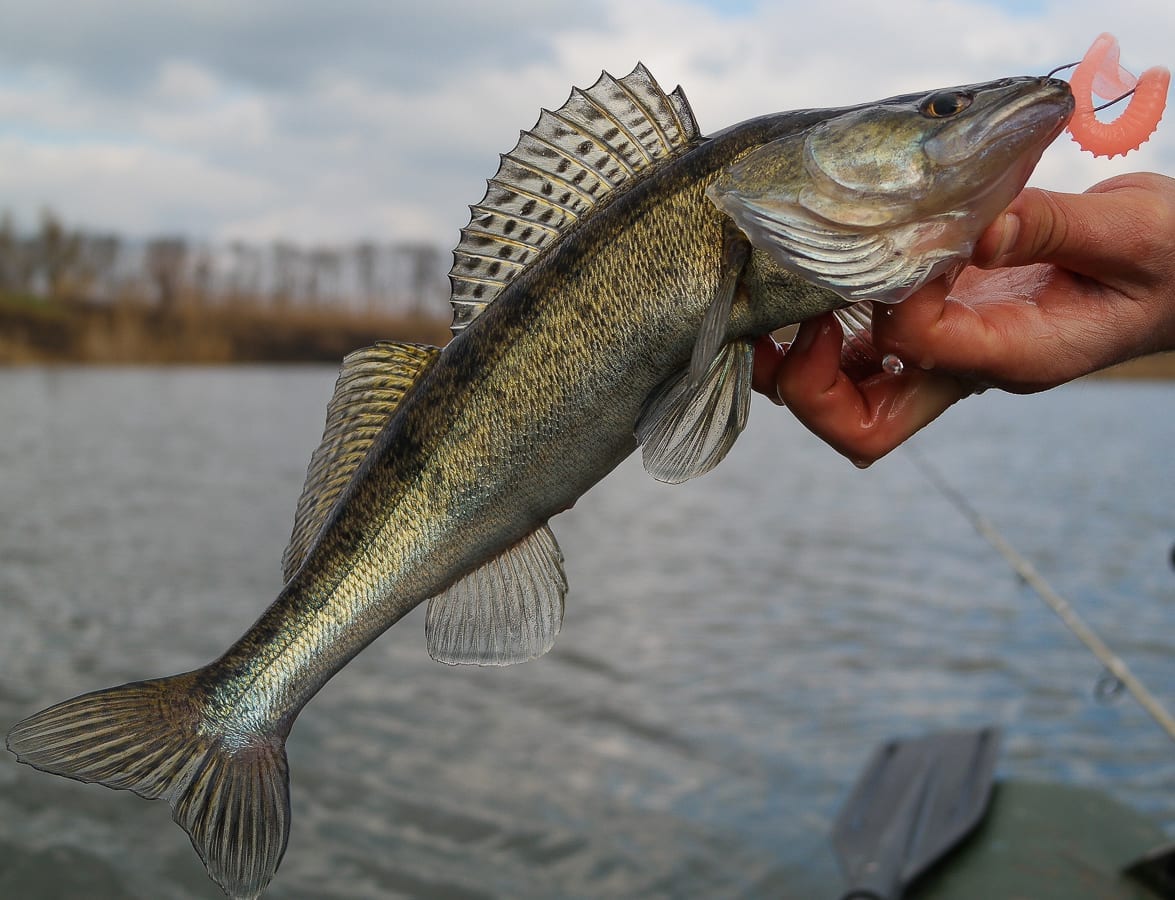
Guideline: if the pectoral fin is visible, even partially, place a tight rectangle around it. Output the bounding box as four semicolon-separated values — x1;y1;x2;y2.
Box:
689;222;751;387
636;339;754;485
426;525;567;667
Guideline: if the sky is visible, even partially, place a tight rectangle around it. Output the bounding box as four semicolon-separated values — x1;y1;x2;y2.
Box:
0;0;1171;252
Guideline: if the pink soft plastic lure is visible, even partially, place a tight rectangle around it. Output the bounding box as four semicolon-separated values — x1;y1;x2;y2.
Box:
1067;33;1170;158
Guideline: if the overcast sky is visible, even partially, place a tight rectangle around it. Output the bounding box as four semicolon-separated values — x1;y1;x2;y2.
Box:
0;0;1170;251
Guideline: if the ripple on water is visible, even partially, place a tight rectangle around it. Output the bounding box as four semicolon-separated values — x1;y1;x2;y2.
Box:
1;371;1171;897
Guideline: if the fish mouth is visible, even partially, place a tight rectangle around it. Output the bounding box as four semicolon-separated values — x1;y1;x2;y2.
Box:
925;77;1074;166
994;77;1075;139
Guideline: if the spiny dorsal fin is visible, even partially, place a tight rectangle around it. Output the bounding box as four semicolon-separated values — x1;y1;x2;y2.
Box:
282;341;440;582
447;63;701;334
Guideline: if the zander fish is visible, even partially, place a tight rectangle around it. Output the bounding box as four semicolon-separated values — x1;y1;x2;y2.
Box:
7;66;1072;899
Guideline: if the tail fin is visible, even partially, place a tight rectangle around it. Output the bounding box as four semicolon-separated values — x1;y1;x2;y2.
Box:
6;673;290;900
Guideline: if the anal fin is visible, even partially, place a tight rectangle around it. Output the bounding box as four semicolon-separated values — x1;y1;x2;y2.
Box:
636;339;754;485
426;525;567;666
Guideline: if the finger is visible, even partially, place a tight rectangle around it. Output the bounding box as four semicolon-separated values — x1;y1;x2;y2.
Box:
775;313;844;396
773;313;971;465
751;333;787;403
972;185;1156;281
845;371;972;465
868;277;968;371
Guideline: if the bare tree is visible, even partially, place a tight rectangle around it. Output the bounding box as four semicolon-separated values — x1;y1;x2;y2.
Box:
189;247;214;306
1;205;452;324
0;212;19;293
271;241;301;309
146;237;188;310
36;210;81;299
305;247;341;308
353;241;377;313
396;242;444;315
74;233;121;301
228;241;262;302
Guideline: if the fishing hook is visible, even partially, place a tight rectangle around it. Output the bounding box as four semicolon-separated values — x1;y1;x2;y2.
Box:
1093;87;1139;113
1044;61;1137;112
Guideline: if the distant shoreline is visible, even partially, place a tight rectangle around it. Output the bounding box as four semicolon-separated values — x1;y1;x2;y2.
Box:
1;295;1172;379
1087;353;1175;380
0;295;450;365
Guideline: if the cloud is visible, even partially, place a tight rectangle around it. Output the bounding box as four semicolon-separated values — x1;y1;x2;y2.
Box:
0;0;605;94
0;0;1171;250
0;136;277;236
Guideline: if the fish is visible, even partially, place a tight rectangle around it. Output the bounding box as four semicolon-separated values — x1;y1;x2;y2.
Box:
6;66;1073;899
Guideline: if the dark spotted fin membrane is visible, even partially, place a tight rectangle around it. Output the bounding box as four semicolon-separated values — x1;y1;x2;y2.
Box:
447;63;701;334
282;341;441;582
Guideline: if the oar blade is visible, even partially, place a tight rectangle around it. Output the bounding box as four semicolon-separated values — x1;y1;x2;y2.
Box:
831;726;1002;900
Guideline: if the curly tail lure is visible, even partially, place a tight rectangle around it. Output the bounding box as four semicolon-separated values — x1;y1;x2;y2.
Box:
1065;33;1169;158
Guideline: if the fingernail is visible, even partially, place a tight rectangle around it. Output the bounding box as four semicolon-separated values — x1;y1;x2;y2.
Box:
792;320;819;353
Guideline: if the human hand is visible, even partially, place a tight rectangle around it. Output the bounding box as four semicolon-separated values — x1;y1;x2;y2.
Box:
752;172;1175;466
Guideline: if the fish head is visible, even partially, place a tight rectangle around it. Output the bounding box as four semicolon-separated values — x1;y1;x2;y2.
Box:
707;76;1074;303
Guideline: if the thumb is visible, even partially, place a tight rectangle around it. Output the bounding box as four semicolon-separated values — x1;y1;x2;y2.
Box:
971;184;1148;279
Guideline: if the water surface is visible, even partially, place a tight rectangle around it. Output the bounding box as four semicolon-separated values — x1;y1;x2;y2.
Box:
1;368;1171;898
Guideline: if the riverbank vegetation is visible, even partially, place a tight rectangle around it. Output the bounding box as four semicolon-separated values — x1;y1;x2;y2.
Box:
0;211;450;363
1;210;1171;375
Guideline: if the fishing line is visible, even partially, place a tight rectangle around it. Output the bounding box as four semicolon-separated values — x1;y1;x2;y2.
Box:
902;443;1175;744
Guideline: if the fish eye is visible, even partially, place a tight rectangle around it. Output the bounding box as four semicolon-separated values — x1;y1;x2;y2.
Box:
920;91;973;118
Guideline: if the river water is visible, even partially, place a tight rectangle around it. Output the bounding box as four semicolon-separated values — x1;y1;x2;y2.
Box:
0;367;1172;899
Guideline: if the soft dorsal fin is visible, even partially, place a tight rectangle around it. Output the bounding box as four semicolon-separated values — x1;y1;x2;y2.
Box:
447;63;701;333
282;341;440;582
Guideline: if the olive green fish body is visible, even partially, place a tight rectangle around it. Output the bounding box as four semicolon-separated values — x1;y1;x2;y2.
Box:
7;67;1073;900
210;110;860;726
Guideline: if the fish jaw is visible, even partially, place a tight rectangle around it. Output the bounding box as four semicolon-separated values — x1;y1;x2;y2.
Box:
707;76;1074;304
918;77;1073;225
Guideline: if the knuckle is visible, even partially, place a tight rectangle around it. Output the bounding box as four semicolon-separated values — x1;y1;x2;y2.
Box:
1028;189;1071;259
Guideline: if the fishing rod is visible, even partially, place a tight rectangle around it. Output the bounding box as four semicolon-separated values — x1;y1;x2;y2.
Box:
903;443;1175;745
